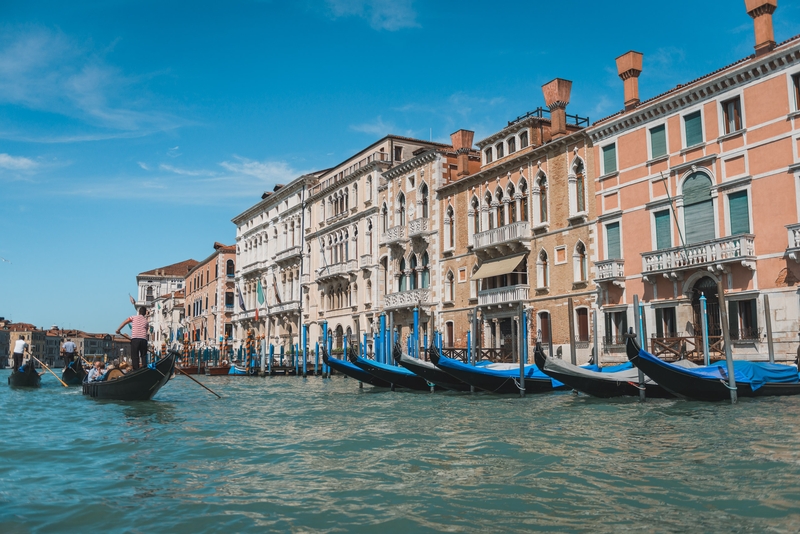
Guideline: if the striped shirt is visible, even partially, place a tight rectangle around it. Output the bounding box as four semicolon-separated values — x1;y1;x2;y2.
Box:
130;315;149;340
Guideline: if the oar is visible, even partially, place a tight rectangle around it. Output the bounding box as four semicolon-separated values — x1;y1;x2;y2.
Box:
175;366;222;399
30;355;69;388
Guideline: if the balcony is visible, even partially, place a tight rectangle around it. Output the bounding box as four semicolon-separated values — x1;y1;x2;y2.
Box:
641;234;756;279
787;224;800;261
275;245;301;263
408;217;430;239
360;254;373;268
270;300;301;315
301;273;310;285
316;262;349;281
594;259;625;288
477;285;529;308
380;225;406;246
473;221;531;256
384;288;431;309
347;258;358;273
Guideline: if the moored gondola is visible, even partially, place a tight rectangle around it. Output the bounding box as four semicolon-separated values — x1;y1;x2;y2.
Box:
625;335;800;401
61;360;87;386
322;347;391;387
8;362;42;388
82;350;177;401
394;344;470;391
533;343;676;398
430;347;570;394
350;343;438;391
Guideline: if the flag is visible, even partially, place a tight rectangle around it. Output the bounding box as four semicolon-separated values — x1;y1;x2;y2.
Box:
237;284;247;312
272;273;282;305
129;294;136;309
256;280;265;321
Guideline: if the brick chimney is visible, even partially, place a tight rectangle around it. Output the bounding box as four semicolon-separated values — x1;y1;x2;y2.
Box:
746;0;778;57
450;129;474;177
542;78;572;139
616;51;643;111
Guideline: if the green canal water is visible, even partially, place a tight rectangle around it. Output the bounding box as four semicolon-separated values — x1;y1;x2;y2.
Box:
2;369;800;533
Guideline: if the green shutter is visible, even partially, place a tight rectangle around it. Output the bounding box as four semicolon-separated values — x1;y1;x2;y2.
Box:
684;111;703;147
606;222;621;259
650;125;667;158
728;190;750;235
654;210;672;249
683;172;715;244
603;144;617;174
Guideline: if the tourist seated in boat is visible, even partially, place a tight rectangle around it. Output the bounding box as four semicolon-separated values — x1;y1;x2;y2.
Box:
119;362;132;374
87;361;105;382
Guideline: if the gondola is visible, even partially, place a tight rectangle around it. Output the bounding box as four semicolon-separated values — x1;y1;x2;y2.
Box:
228;363;257;376
394;344;471;391
8;362;42;388
430;347;572;394
532;343;676;398
350;344;438;391
82;350;177;401
625;335;800;401
205;363;231;376
322;347;391;388
61;360;87;386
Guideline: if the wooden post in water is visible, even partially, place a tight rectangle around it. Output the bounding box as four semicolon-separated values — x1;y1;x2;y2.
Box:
764;294;775;364
568;297;576;365
633;294;646;402
717;278;738;404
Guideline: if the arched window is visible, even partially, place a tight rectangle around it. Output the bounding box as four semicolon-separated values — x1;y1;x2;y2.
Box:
446;270;455;302
574;159;586;213
420;183;429;218
485;192;494;230
226;260;235;276
495;189;505;227
344;188;349;212
398;193;406;226
471;196;481;233
520;179;529;222
537;249;549;288
420;252;430;288
343;230;349;261
381;203;389;232
352;183;358;206
409;254;418;290
507;183;516;224
683;171;715;244
539;174;548;223
398;258;407;292
335;325;344;350
446;205;455;248
366;176;373;202
574;241;587;282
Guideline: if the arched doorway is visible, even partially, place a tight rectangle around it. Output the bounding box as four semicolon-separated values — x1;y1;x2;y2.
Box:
691;277;721;354
335;325;344;350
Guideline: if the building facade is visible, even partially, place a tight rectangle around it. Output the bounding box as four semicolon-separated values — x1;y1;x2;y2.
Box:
135;259;198;308
184;243;236;349
150;290;186;348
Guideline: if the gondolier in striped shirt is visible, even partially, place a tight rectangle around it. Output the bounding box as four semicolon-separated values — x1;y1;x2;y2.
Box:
115;307;150;370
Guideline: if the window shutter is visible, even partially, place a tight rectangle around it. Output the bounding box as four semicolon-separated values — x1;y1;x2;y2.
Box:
654;210;671;249
728;300;740;340
650;125;667;158
684;111;703;147
602;144;617;174
728;191;750;235
683;172;715;244
606;222;621;259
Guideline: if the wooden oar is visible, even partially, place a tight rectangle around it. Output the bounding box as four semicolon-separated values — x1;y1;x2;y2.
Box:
30;355;69;387
175;366;222;399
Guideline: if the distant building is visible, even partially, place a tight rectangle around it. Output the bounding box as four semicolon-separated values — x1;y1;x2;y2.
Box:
184;242;236;349
136;259;198;309
150;289;186;349
6;323;45;362
0;327;9;368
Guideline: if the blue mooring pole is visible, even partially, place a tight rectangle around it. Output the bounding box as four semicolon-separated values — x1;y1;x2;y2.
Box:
379;314;386;364
268;343;273;375
466;331;471;363
315;341;319;375
302;324;308;377
700;292;710;366
413;306;419;359
322;321;328;376
522;308;528;365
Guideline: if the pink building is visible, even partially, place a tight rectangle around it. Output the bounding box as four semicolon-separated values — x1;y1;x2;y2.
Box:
589;0;800;362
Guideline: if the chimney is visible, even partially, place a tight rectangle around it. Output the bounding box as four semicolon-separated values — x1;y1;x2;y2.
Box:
450;129;475;177
542;78;572;139
746;0;777;57
616;51;643;111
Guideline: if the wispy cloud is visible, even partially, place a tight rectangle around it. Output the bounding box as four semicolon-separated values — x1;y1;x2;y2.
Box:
137;161;150;171
349;115;396;136
219;156;300;182
325;0;419;31
159;163;215;177
0;26;186;140
0;153;37;171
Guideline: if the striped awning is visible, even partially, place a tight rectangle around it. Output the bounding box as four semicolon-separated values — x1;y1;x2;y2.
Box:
472;254;527;280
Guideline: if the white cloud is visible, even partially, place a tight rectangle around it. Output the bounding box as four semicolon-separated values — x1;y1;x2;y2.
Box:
325;0;419;31
349;115;395;136
137;161;150;171
219;156;299;183
0;153;37;171
159;163;215;177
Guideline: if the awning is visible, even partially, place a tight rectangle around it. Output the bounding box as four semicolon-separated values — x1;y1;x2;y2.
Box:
472;254;527;280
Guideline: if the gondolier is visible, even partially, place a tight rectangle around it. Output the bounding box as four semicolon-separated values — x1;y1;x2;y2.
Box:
61;338;76;366
12;335;29;372
116;307;149;370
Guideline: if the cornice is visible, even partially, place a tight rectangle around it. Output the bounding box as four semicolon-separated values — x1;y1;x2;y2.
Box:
383;150;439;179
306;207;378;239
308;160;390;202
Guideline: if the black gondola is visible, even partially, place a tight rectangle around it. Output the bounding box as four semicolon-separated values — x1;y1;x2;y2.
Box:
322;346;391;388
430;346;567;394
625;335;800;401
82;350;177;401
533;342;675;398
62;360;87;386
394;344;470;391
350;343;437;391
8;363;42;388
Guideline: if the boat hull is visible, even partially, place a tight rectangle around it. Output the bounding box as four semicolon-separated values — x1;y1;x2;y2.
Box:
82;351;176;401
323;350;391;387
396;347;470;391
61;362;87;386
205;365;231;376
8;367;41;388
353;355;437;391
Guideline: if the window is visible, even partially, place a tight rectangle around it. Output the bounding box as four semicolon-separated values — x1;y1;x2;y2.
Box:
420;183;429;218
507;184;516;224
576;309;589;342
520;180;528;222
537;250;549;288
729;299;758;340
655;307;677;338
446;205;455;248
650;124;667;159
409;255;417;290
381;203;388;232
226;260;234;276
654;210;672;250
394;146;403;161
496;142;504;159
471;196;481;233
684;111;703;147
575;159;586;213
602;144;617;174
574;241;587;282
495;189;504;228
225;292;234;308
539;175;548;223
538;312;550;343
520;131;529;149
508;137;516;153
606;222;621;259
445;271;455;302
793;73;800;111
683;172;714;244
604;310;628;345
399;194;406;223
420;252;430;289
728;190;750;235
485;147;493;163
722;97;742;135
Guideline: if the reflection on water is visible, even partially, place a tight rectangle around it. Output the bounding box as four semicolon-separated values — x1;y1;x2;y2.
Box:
2;369;800;533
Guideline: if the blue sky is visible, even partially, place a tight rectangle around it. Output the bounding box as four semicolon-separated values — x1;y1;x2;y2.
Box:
1;0;799;333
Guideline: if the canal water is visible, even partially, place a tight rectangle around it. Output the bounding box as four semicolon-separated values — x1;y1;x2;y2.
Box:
2;369;800;533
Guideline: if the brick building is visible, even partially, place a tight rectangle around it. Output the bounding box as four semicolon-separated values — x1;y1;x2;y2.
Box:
185;243;236;349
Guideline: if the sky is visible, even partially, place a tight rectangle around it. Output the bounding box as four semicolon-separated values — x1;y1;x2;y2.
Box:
1;0;799;333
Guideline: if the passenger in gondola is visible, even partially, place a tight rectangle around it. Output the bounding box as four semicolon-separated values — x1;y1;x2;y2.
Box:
87;360;105;382
119;362;132;374
12;335;29;372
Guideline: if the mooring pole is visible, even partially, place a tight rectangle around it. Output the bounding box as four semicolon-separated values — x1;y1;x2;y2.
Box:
522;307;529;365
315;341;319;376
764;294;775;364
413;306;420;359
592;310;599;368
389;312;395;365
518;302;526;398
379;313;386;364
700;293;711;366
633;294;646;402
302;324;308;377
568;297;577;365
717;278;738;404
